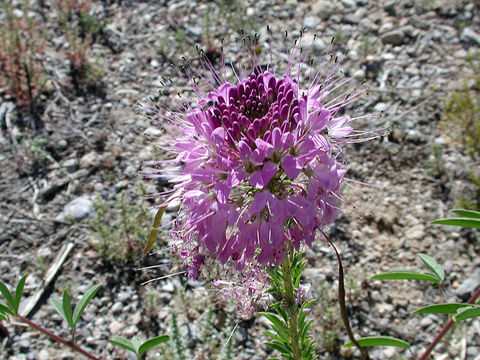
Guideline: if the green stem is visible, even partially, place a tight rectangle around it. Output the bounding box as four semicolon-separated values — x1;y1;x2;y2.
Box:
282;254;301;360
16;314;99;360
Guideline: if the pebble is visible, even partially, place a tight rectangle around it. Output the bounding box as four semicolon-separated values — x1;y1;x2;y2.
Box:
109;320;124;335
381;29;405;45
311;0;336;20
55;197;95;221
455;267;480;300
461;27;480;46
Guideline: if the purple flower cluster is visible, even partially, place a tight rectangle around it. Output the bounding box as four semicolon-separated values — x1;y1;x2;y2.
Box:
146;42;377;315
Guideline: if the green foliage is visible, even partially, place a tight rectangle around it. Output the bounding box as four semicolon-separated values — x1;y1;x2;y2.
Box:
344;336;410;348
0;274;27;317
50;284;101;341
371;253;445;285
263;251;317;360
170;310;187;360
413;303;473;315
109;334;169;359
55;0;106;94
431;208;480;229
0;0;46;108
89;188;154;264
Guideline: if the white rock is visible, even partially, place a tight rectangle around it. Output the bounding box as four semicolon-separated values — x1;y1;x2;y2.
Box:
461;27;480;46
109;320;124;335
311;0;336;20
56;197;95;221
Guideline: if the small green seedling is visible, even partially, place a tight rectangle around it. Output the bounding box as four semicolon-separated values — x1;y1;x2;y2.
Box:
0;273;28;317
50;284;101;342
109;334;169;359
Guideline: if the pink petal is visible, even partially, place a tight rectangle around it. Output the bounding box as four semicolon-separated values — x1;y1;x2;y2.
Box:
282;155;303;179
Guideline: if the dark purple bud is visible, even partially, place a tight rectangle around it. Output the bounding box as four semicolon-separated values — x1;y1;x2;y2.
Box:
267;88;274;100
240;115;250;128
257;74;264;86
252;119;261;133
247;126;255;139
245;85;251;96
210;114;221;128
214;108;222;119
218;96;225;104
272;110;280;121
280;103;289;120
229;87;238;100
268;76;276;91
238;84;245;96
286;89;294;104
246;100;251;108
263;130;271;142
291;106;300;119
271;120;279;129
260;116;268;129
222;115;232;128
232;121;241;137
250;88;257;100
281;121;290;133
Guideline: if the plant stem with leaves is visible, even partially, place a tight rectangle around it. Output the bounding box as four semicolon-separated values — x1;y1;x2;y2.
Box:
262;249;316;360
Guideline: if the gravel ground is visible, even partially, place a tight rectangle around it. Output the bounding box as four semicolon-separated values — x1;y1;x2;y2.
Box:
1;0;480;359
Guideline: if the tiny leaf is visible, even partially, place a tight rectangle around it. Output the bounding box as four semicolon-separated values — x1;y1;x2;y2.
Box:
72;284;101;326
109;336;136;353
371;270;440;283
413;303;473;314
62;291;74;329
455;306;480;322
0;281;14;310
131;336;142;353
144;206;166;256
451;209;480;219
418;254;445;282
344;336;410;348
138;335;169;354
431;218;480;229
14;274;28;314
0;303;13;316
50;298;69;324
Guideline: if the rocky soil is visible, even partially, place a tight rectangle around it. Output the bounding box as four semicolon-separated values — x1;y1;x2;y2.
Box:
1;0;480;359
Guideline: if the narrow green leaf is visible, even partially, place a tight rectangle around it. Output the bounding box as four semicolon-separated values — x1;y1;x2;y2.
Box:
109;336;136;353
0;303;13;316
264;341;291;355
144;206;166;256
62;291;74;329
413;303;473;314
0;281;14;310
0;313;6;321
50;298;69;324
454;306;480;322
418;254;445;282
344;336;410;348
72;284;101;326
138;335;169;355
260;312;289;341
451;209;480;219
14;274;27;314
371;270;440;283
264;330;283;343
431;218;480;229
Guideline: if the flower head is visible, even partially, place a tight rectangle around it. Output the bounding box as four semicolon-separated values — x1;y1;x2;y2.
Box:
144;35;379;316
